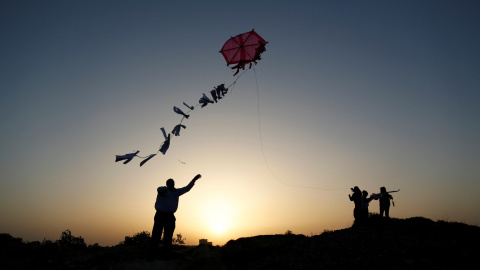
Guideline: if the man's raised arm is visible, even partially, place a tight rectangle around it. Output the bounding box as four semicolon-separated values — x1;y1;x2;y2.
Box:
178;174;202;196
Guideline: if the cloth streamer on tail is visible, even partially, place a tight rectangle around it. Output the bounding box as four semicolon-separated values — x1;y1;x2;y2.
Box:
115;151;139;164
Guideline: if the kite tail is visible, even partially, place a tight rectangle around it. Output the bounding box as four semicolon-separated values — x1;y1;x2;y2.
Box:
116;65;248;167
140;154;156;167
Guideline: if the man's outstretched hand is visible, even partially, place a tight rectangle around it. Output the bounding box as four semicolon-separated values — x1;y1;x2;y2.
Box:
193;174;202;181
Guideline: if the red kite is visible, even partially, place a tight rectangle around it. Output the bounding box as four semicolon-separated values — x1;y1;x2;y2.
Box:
220;30;268;75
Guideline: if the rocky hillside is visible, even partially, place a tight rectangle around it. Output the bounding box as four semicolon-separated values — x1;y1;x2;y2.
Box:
2;215;479;269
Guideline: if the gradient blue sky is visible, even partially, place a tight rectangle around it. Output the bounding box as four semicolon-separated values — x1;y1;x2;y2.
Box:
1;0;479;246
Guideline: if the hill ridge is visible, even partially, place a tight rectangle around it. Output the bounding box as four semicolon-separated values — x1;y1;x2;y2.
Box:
1;215;479;269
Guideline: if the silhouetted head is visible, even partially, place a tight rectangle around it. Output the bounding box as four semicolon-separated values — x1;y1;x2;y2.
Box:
166;179;175;189
380;187;386;193
362;190;368;197
352;186;360;193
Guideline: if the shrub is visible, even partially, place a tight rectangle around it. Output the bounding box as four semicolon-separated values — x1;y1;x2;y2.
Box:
124;231;151;246
172;233;186;245
0;233;23;248
123;231;186;246
55;229;86;248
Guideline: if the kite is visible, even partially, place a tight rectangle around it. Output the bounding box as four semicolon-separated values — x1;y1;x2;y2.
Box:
115;30;267;167
220;29;268;75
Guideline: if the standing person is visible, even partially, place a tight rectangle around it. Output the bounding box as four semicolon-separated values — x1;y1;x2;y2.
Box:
379;186;393;218
150;174;201;256
361;190;374;222
348;186;362;222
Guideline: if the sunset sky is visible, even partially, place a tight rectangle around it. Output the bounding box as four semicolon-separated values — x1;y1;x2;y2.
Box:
1;1;479;246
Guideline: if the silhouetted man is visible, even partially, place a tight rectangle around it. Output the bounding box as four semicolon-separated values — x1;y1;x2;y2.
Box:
150;174;201;255
349;186;362;222
361;190;374;222
379;186;393;218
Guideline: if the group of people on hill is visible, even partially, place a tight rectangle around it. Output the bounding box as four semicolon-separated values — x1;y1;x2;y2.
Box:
349;186;394;224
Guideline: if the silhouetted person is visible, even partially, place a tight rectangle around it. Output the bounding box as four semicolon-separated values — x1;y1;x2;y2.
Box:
348;186;362;222
150;174;201;257
361;190;374;222
379;186;393;218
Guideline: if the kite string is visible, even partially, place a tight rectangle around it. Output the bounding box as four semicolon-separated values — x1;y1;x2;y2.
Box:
227;69;248;91
253;67;347;190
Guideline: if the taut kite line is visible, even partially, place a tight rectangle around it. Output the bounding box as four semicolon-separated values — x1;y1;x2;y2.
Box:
115;30;268;167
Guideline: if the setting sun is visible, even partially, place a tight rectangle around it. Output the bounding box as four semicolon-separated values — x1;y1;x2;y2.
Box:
204;199;234;235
